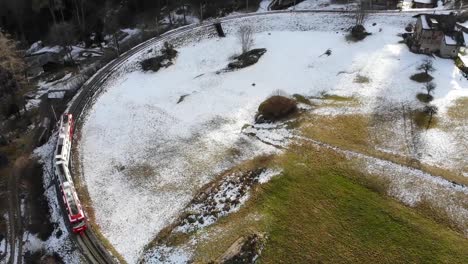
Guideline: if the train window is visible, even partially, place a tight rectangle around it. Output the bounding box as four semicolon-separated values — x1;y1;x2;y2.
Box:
73;219;86;229
57;138;64;155
58;164;65;176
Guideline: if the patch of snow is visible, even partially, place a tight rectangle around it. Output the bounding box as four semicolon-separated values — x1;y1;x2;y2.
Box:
258;168;282;183
27;41;44;54
0;233;5;257
444;35;457;45
23;232;44;253
142;245;191;264
32;45;62;55
288;0;356;11
243;123;294;148
257;0;272;12
421;14;430;29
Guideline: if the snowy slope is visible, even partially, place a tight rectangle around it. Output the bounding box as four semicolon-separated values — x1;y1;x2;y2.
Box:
78;12;467;263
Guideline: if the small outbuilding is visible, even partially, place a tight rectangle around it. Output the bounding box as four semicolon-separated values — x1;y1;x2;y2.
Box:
440;34;463;58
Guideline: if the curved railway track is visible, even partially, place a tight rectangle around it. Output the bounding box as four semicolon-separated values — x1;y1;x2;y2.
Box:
59;9;463;263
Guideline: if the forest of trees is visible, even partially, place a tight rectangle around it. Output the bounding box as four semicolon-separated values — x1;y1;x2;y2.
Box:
0;0;261;45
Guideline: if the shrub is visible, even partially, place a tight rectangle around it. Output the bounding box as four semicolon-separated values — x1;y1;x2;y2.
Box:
256;95;297;123
237;25;254;54
348;25;371;41
227;48;266;70
140;57;163;72
140;42;178;72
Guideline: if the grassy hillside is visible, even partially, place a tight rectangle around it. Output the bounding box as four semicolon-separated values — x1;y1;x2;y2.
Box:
259;143;468;263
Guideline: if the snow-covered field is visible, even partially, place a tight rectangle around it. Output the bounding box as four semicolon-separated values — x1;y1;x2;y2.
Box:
78;12;467;263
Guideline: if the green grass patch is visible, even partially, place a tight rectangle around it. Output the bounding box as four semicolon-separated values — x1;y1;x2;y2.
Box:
410;72;433;83
259;144;468;263
301;114;371;151
416;93;434;103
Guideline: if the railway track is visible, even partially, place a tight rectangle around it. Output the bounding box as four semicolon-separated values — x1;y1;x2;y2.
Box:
60;9;463;264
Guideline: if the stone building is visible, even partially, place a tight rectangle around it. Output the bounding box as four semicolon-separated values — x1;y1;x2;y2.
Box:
409;14;464;58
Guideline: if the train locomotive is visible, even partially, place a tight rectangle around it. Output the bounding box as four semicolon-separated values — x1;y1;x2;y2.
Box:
54;113;87;234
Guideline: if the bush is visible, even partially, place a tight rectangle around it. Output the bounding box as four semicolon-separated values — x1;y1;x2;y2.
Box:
141;57;163;72
350;25;371;41
140;42;178;72
256;95;297;123
228;48;266;70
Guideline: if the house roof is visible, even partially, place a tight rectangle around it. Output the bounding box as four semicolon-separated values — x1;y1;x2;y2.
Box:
457;21;468;32
420;14;430;29
414;13;458;32
48;91;66;99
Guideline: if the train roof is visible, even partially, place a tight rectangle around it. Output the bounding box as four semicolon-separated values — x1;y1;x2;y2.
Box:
62;183;83;220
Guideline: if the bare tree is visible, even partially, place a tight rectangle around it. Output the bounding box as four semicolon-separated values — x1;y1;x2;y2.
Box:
423;105;438;129
104;10;121;55
72;0;86;33
0;32;26;118
423;82;436;96
237;25;254;54
48;22;77;64
354;3;368;26
417;58;435;75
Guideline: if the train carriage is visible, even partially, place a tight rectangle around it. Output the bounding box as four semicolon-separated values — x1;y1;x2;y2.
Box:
55;113;74;164
55;160;73;185
61;182;87;234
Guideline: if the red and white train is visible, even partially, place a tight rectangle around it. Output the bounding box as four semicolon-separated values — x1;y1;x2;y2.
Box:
54;113;87;234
